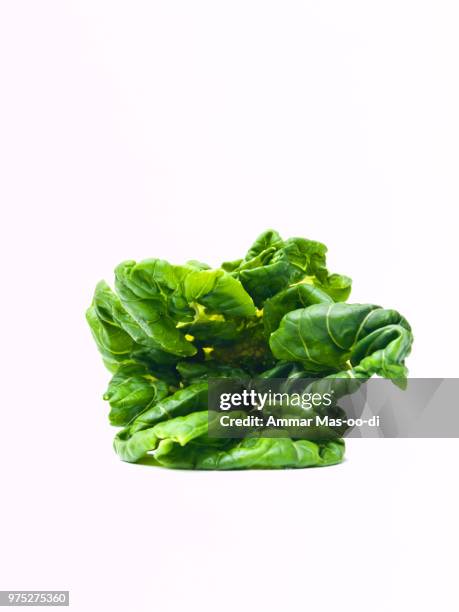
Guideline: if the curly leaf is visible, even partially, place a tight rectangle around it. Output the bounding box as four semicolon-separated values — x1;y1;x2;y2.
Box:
115;260;256;357
263;283;333;336
269;303;413;378
125;381;208;435
316;273;352;302
114;409;345;468
231;233;351;307
86;281;180;375
244;229;284;260
103;363;170;426
114;410;208;463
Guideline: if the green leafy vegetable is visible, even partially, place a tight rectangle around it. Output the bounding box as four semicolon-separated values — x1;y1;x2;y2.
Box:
87;229;413;469
103;363;170;426
269;303;412;377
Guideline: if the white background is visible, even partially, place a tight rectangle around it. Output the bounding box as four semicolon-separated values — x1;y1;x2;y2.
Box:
1;2;458;611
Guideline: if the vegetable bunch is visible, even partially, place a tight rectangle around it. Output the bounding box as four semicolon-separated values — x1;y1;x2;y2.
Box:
87;230;413;469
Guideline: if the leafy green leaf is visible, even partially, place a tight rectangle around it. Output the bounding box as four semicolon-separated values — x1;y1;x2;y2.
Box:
263;283;333;336
115;260;256;357
244;229;284;260
270;303;413;378
114;409;345;468
230;232;351;307
86;281;180;375
103;363;170;426
126;382;208;434
114;410;209;463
